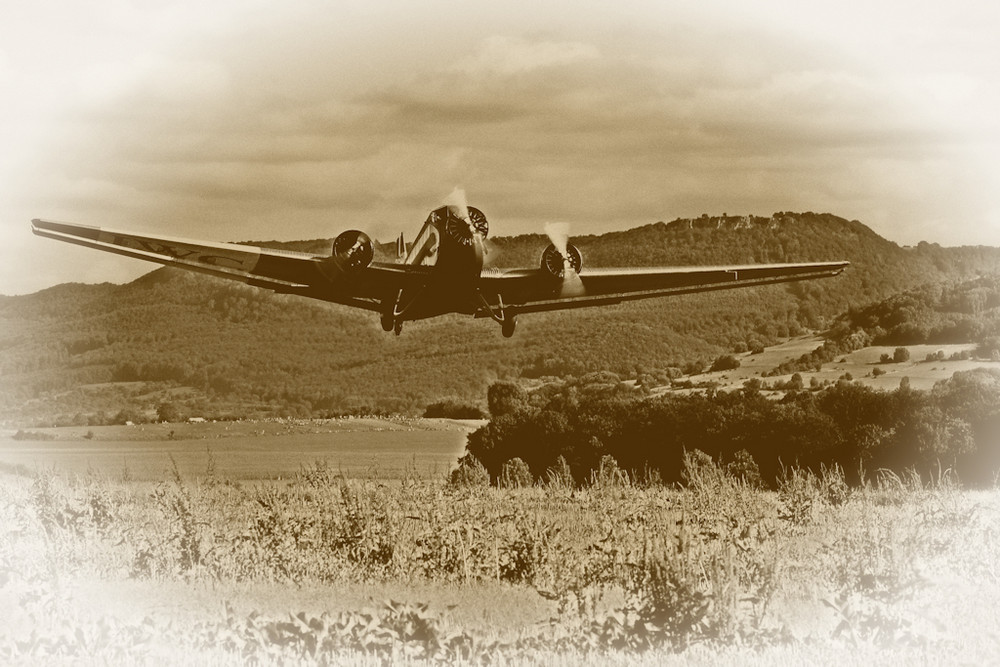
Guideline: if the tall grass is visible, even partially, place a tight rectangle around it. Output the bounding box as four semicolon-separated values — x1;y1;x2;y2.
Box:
1;456;997;663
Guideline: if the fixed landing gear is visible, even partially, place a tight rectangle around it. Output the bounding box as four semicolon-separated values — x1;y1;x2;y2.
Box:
382;288;408;335
380;313;403;335
501;316;517;338
476;291;517;337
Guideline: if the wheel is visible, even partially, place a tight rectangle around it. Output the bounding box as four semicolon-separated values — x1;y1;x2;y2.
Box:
501;317;516;338
393;319;403;336
380;313;394;332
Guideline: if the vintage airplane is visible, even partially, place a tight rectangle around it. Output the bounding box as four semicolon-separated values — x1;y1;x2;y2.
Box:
31;195;848;337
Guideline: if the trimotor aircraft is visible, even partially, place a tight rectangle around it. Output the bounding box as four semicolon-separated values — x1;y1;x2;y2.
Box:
31;194;848;337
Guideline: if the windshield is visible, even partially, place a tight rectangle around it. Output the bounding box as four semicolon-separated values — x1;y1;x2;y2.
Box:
405;220;439;266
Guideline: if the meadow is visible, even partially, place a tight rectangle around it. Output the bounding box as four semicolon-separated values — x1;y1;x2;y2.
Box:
0;418;473;481
2;440;998;665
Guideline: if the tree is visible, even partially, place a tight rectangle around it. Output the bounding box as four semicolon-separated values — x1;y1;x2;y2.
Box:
905;410;975;469
157;401;183;423
977;336;1000;360
487;382;529;418
893;347;910;363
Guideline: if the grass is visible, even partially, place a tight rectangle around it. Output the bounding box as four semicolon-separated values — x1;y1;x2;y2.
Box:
672;334;993;393
0;419;472;480
2;452;999;664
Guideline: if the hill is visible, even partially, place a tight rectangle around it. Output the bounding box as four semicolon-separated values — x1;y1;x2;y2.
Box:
2;212;1000;424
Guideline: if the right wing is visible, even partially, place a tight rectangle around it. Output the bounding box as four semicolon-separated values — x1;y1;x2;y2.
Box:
479;261;850;316
31;219;430;312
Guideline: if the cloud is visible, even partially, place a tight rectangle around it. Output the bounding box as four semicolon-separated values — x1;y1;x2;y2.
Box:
455;35;601;75
5;1;1000;294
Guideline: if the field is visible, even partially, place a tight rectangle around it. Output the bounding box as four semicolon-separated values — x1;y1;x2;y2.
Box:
674;335;992;393
0;418;475;481
2;423;999;664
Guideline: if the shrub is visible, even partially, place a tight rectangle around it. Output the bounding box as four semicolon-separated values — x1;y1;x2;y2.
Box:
682;360;705;376
545;455;574;488
590;454;628;488
726;449;763;488
893;347;910;363
710;355;741;372
448;455;490;488
157;401;183;423
499;458;533;488
423;399;487;419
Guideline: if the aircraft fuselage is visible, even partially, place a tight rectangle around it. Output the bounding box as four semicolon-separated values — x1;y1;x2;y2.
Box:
382;204;490;331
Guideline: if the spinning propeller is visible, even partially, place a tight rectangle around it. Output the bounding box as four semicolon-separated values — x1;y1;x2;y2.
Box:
542;222;585;298
442;187;489;246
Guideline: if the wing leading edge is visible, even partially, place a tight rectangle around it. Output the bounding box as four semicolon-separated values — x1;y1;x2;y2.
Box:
30;219;427;312
479;261;850;316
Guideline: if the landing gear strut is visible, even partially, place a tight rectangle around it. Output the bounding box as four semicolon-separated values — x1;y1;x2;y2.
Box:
381;289;408;335
477;291;517;337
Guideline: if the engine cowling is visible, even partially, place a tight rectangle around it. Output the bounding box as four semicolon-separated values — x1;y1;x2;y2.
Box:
540;242;583;278
332;230;374;272
436;204;489;246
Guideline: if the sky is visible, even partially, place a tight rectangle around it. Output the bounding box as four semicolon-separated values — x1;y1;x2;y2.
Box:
2;0;999;294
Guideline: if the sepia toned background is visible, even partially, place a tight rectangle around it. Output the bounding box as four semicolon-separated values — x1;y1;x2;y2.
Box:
2;0;999;294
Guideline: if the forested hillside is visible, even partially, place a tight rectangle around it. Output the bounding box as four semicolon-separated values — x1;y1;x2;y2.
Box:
3;212;1000;424
767;274;1000;376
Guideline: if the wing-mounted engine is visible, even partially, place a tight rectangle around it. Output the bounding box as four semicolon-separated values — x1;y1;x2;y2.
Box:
318;230;374;284
332;230;374;270
540;242;582;278
540;240;585;298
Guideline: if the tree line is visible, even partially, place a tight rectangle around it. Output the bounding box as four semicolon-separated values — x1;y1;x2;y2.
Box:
460;369;1000;487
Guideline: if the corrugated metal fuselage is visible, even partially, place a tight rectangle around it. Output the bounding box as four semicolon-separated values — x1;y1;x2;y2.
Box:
390;211;487;322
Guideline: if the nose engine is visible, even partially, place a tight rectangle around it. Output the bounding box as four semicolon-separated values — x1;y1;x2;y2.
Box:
438;205;489;246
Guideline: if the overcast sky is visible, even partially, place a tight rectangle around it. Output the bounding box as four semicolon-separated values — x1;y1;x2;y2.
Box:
2;0;999;294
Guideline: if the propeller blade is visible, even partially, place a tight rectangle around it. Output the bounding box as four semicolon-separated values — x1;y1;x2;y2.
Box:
561;269;586;298
543;222;570;257
443;186;470;220
482;238;501;267
543;221;584;297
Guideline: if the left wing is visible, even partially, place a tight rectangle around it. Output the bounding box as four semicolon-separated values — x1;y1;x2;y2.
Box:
478;261;849;316
30;219;429;312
